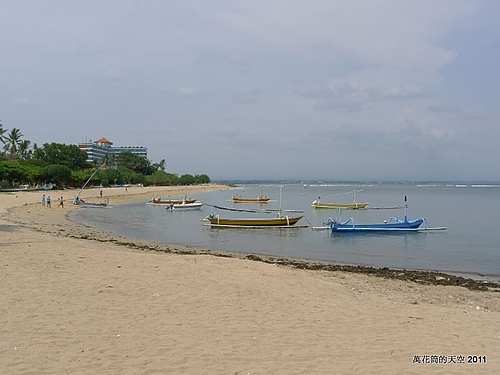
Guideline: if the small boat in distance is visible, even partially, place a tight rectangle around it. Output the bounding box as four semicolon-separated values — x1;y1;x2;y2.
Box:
0;185;34;193
72;197;110;208
150;197;197;205
312;190;368;209
165;201;203;210
72;164;111;208
312;200;368;209
232;193;270;203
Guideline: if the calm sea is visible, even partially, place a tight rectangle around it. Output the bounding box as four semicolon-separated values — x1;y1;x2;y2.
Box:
69;182;500;282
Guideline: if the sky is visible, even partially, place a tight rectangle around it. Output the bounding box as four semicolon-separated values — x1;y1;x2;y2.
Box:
1;0;499;181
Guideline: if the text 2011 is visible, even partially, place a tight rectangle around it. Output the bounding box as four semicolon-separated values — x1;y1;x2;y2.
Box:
467;355;487;364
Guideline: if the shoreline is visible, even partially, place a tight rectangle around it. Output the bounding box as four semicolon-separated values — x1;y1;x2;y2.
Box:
2;184;500;373
5;185;500;291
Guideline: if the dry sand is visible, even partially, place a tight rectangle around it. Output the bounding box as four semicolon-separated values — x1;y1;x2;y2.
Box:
1;185;499;374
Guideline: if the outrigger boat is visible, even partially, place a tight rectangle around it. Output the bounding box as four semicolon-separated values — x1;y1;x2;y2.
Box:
328;196;446;233
150;197;197;205
72;198;110;208
72;164;111;208
165;201;203;210
312;190;368;209
206;186;304;227
232;193;270;203
329;216;424;232
204;214;303;227
312;201;368;209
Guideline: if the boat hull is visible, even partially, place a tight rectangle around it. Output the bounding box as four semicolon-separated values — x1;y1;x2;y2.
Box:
166;202;203;210
331;218;424;232
74;202;110;208
206;215;303;227
312;202;368;209
232;196;270;203
151;198;197;205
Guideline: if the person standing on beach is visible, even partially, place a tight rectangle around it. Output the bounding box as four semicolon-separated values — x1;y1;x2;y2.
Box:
58;196;64;208
41;194;46;207
100;189;103;198
46;195;51;208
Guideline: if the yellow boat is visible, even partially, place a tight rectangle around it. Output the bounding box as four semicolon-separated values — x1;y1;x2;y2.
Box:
312;189;368;209
232;194;270;203
204;214;303;227
311;200;368;209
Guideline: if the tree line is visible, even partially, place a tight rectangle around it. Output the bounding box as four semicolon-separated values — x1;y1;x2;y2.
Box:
0;122;210;189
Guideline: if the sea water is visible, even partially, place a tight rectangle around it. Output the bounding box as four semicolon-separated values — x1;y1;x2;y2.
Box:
69;182;500;281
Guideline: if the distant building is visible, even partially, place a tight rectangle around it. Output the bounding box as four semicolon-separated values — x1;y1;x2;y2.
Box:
78;137;148;164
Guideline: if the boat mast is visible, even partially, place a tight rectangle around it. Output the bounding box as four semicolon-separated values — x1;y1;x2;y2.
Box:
76;163;105;199
279;185;283;217
404;196;408;222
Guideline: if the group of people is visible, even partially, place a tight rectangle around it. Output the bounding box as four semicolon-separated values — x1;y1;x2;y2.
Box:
41;194;64;208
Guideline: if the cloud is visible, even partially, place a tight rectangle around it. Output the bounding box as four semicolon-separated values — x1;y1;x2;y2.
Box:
0;0;497;181
174;87;204;97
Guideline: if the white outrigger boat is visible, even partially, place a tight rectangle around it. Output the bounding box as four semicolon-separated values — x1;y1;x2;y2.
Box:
165;201;204;211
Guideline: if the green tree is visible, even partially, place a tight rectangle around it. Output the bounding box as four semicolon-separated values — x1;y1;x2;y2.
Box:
3;128;24;160
18;140;32;160
41;164;72;188
145;171;179;186
152;159;166;172
179;174;196;185
116;152;152;174
0;121;6;145
0;161;42;187
33;143;89;170
195;174;211;184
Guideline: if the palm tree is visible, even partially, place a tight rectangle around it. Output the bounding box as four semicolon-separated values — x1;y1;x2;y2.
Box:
3;128;24;160
0;122;7;148
18;139;32;160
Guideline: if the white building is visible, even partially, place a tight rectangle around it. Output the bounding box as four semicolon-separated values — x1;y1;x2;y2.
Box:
78;137;148;164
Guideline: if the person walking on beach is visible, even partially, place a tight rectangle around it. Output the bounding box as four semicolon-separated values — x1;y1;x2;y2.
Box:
41;194;46;207
100;189;103;198
58;196;64;208
46;195;51;208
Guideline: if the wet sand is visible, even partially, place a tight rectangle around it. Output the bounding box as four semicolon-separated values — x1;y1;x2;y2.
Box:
1;185;499;374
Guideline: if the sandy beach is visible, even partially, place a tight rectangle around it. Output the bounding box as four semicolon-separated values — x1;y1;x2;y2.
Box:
1;185;499;374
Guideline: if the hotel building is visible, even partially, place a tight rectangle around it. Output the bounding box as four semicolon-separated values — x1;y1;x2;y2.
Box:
78;137;148;164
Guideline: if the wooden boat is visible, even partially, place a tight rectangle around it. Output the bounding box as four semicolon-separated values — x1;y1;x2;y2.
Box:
312;190;368;209
328;196;444;232
73;198;110;208
36;183;55;191
0;184;36;192
165;201;203;210
232;194;270;203
0;183;55;193
312;201;368;209
208;187;303;227
72;164;111;208
329;216;424;232
204;214;303;227
150;197;197;205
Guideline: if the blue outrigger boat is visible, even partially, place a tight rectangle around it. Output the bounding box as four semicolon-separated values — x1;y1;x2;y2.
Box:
329;216;424;232
328;196;445;233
